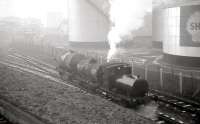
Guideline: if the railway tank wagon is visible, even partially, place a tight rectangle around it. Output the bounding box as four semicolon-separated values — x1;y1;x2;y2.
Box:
57;50;149;105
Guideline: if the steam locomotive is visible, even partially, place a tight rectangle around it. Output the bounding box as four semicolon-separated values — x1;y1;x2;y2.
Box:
56;50;149;106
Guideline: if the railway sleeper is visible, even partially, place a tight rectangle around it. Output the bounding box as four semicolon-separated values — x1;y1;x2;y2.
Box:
152;94;198;114
157;112;184;124
151;90;200;108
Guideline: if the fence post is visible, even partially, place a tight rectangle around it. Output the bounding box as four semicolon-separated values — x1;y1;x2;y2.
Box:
86;51;88;57
51;46;54;57
190;72;194;93
100;56;103;64
179;72;183;95
119;58;122;63
52;46;55;57
131;61;134;76
145;65;148;80
95;53;98;59
160;68;163;90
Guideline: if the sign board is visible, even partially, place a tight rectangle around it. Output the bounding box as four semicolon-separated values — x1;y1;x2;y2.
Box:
180;5;200;46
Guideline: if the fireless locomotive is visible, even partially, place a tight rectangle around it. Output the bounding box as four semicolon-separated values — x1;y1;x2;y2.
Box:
56;50;149;106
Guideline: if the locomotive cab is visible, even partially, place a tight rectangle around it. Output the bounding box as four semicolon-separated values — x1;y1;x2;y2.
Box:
97;63;132;90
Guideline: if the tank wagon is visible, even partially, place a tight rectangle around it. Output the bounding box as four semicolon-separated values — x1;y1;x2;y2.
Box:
57;50;149;106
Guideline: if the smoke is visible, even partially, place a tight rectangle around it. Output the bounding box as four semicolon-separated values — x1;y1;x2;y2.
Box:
107;0;152;62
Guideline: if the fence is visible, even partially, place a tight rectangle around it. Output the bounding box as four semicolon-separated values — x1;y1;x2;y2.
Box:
133;63;200;98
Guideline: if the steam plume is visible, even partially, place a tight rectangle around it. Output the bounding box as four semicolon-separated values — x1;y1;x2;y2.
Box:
107;0;152;62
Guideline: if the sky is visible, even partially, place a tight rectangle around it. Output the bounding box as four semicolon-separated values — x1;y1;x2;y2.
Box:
0;0;68;25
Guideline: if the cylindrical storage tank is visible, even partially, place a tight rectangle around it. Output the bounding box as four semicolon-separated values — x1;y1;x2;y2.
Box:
162;1;200;67
68;0;109;43
77;58;99;81
152;8;165;48
0;34;11;56
0;26;13;56
63;52;86;72
55;47;70;63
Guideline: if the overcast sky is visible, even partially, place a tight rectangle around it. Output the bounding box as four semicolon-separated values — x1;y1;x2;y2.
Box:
0;0;13;17
0;0;68;24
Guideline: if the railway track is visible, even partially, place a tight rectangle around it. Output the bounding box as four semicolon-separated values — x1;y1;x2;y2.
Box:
0;52;82;124
151;89;200;114
0;97;48;124
68;76;198;123
9;53;57;76
0;114;12;124
0;54;77;89
1;52;199;124
150;90;200;124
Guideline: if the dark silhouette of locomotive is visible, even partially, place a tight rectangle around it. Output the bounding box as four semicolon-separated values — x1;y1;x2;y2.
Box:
57;50;149;105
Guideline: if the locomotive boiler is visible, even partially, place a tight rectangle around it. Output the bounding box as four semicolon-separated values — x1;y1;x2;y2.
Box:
57;50;149;105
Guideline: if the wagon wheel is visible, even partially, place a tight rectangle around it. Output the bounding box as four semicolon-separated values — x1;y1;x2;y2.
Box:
120;99;130;107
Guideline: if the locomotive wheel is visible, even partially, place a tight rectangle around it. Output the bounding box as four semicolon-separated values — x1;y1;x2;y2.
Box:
59;71;71;81
59;71;64;76
120;99;130;107
136;99;144;104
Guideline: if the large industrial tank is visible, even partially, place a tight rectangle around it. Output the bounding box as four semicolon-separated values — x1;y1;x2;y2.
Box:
152;8;165;48
68;0;109;43
161;1;200;67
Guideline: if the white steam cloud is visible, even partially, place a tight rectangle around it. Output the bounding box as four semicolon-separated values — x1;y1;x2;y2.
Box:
107;0;152;62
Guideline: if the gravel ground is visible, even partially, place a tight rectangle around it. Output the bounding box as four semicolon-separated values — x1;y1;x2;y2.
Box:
0;64;154;124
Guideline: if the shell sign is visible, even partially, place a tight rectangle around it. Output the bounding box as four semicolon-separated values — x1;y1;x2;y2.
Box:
186;11;200;43
180;5;200;47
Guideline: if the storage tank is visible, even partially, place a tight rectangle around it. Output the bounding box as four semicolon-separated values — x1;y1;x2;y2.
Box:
62;52;86;72
161;1;200;67
68;0;109;43
152;8;165;48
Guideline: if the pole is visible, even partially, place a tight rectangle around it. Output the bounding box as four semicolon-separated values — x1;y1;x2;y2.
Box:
179;72;183;95
100;56;103;64
131;61;134;76
160;68;163;90
145;65;148;80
